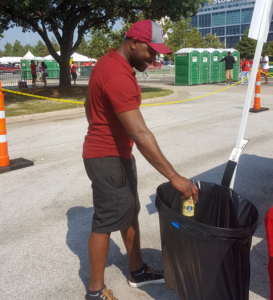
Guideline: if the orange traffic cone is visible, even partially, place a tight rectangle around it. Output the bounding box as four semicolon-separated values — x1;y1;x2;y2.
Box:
253;68;261;110
249;68;269;113
0;81;10;167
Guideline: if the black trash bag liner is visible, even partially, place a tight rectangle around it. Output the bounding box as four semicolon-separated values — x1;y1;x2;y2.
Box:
155;181;259;300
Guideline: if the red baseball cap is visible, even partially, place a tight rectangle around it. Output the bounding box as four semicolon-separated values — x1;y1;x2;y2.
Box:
125;20;172;54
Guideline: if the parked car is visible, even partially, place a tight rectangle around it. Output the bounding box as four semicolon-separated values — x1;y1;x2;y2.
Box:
162;60;173;66
0;64;21;74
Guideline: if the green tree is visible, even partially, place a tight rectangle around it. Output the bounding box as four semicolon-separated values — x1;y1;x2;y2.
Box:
77;36;89;56
33;40;48;57
3;42;13;56
203;32;224;48
236;29;257;58
12;40;26;56
162;18;190;60
23;43;34;56
108;22;132;50
185;27;204;48
51;37;60;53
88;29;111;59
268;41;273;56
0;32;3;40
0;0;205;87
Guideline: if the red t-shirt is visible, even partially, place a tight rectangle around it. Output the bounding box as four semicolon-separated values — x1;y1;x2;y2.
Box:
265;206;273;300
83;49;141;159
242;61;250;72
30;63;36;74
71;64;77;73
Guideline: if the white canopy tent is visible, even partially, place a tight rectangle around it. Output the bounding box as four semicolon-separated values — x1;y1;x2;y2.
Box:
22;50;44;61
0;56;22;63
43;51;97;62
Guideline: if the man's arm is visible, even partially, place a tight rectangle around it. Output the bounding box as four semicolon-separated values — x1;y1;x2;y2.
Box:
117;109;199;202
84;86;90;123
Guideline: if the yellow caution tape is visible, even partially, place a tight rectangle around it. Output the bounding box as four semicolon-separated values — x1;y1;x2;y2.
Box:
2;88;84;105
1;75;254;108
141;77;249;107
261;71;273;78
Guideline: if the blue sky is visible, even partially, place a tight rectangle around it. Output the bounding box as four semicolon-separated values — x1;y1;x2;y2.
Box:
0;20;122;50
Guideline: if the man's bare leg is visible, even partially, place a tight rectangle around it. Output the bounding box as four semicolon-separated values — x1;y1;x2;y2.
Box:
121;213;143;272
88;231;110;292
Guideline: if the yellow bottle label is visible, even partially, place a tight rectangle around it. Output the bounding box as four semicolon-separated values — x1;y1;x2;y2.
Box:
182;197;195;217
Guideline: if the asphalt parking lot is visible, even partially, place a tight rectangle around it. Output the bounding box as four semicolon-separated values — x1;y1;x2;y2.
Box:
1;79;273;299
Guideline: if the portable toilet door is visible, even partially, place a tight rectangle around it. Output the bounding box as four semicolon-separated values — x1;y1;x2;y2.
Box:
230;49;240;81
175;51;189;85
175;48;200;85
54;61;60;79
190;50;200;85
200;50;210;84
219;49;228;82
210;50;221;83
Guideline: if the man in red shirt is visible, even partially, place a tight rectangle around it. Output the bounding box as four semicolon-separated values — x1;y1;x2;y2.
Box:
240;58;250;85
30;60;38;87
83;20;198;300
265;206;273;300
70;61;77;85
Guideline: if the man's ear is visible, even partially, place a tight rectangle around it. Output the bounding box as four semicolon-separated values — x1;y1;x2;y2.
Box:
130;38;138;50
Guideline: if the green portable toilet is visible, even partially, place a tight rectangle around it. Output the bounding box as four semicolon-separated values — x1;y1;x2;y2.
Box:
227;48;240;81
219;49;229;82
210;50;221;83
43;60;53;78
175;48;201;85
198;49;210;84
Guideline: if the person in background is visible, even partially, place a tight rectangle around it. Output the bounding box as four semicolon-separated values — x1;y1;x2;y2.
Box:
265;206;273;300
41;62;48;87
219;51;236;85
240;58;250;85
30;60;38;87
141;69;149;79
239;59;243;73
83;19;198;300
36;62;42;82
249;58;254;70
70;61;77;85
262;52;269;84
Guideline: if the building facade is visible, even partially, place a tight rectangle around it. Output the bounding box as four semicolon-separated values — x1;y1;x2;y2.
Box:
190;0;273;48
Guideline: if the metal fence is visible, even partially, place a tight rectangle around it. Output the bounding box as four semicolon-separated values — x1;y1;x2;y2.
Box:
0;66;176;87
0;70;60;87
135;65;175;79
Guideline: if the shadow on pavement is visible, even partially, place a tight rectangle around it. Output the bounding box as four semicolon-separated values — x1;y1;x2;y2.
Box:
66;206;178;299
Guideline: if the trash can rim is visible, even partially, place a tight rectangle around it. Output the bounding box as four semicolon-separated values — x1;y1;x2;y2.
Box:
155;194;258;239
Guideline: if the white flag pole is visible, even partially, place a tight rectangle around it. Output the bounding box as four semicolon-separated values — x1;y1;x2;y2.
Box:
221;0;273;189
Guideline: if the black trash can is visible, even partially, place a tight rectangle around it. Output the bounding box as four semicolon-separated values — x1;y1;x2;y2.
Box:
155;181;259;300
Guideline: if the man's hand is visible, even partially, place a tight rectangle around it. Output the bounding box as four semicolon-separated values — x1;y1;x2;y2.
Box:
170;175;199;203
